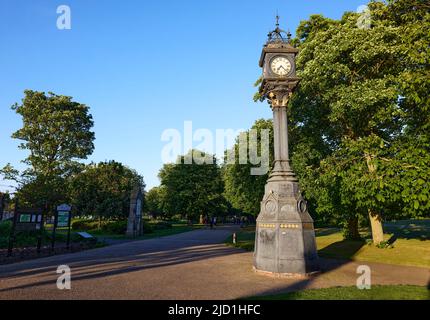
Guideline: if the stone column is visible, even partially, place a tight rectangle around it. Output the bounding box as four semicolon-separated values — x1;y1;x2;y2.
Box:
253;89;320;277
271;105;293;177
126;186;143;237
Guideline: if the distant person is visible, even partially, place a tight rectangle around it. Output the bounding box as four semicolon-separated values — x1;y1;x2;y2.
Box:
210;217;214;229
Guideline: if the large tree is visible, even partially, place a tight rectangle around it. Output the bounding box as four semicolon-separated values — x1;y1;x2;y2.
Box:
223;119;274;216
286;0;430;243
1;90;95;208
144;186;168;219
69;160;145;220
158;150;226;221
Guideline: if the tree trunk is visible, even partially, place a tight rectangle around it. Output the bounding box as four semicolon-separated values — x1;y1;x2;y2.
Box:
365;153;384;245
345;216;361;240
368;209;384;245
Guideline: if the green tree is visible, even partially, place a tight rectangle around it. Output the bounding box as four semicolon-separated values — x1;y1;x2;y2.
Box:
69;161;145;221
158;150;226;222
286;0;430;243
144;186;167;219
223;119;274;216
1;90;95;209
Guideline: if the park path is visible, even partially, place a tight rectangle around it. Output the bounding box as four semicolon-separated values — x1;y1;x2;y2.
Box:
0;225;428;300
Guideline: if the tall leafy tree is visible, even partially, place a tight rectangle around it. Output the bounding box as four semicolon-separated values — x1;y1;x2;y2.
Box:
69;161;145;220
1;90;95;208
158;150;226;221
287;0;429;243
144;186;168;219
223;119;274;216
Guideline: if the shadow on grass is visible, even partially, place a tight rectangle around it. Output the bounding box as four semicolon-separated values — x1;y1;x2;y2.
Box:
314;227;342;237
384;219;429;242
318;239;366;260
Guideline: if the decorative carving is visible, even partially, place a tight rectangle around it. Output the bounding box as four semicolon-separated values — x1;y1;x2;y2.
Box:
259;229;276;243
265;200;277;213
280;224;300;229
260;223;276;228
260;80;300;107
297;199;308;214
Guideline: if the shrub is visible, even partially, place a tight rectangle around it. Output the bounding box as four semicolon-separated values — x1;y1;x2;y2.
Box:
71;219;99;231
0;220;12;234
141;220;172;233
101;220;127;234
0;221;12;248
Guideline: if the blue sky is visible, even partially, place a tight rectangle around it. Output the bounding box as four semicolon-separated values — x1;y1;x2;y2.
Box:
0;0;367;192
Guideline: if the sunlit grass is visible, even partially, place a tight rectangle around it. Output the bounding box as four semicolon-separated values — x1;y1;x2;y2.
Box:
226;219;430;268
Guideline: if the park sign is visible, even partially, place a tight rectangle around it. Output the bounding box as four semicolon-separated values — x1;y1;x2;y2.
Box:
8;203;46;257
57;204;72;211
57;212;69;227
56;204;72;227
15;209;43;231
50;204;73;251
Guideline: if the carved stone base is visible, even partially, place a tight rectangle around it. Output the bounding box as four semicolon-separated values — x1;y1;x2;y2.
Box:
253;175;320;275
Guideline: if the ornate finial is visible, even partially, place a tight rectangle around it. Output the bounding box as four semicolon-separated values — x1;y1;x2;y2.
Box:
266;13;289;44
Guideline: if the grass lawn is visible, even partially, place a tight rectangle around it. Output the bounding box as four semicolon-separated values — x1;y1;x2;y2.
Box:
247;285;429;300
226;219;430;268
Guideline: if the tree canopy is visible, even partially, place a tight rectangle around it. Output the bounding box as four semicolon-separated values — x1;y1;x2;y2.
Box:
223;119;274;216
286;0;430;243
158;150;226;221
144;186;167;219
1;90;95;208
69;160;145;219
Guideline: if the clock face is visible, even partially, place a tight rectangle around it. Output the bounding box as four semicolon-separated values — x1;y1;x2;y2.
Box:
270;56;292;76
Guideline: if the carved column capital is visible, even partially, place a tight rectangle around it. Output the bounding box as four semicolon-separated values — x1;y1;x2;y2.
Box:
260;78;300;108
269;91;293;108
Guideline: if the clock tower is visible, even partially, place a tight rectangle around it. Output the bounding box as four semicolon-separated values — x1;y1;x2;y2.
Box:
253;17;320;277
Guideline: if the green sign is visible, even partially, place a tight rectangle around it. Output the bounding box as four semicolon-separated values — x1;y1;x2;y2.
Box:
19;214;31;223
57;211;70;227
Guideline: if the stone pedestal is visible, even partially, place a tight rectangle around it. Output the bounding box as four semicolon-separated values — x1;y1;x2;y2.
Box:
253;103;320;277
126;186;143;238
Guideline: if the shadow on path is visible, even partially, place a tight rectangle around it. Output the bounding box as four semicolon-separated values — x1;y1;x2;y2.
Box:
0;226;242;294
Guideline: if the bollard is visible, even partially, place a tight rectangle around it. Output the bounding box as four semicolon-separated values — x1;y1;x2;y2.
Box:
233;233;237;244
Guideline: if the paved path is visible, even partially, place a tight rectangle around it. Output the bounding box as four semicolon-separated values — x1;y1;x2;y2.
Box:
0;226;428;299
